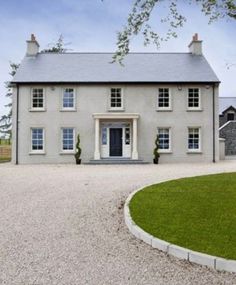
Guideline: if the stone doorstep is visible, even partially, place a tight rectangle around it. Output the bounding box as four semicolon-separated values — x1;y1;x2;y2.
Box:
124;185;236;274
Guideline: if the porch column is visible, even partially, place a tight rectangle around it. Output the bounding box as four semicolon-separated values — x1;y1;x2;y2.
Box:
94;118;100;160
132;118;138;159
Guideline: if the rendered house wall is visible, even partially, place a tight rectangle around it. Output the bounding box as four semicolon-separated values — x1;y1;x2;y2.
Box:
12;84;219;164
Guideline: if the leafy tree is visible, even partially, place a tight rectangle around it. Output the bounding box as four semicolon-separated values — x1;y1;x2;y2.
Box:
0;63;19;138
113;0;236;63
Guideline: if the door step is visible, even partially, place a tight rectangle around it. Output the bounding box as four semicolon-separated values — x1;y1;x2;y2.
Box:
86;158;149;165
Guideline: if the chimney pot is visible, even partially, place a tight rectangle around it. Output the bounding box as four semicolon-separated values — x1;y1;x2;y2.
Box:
188;33;202;55
26;34;40;56
192;33;198;41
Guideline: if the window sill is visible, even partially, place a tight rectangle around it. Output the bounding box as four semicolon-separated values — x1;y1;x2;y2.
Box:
186;109;203;112
60;151;75;155
29;109;46;112
187;150;202;154
29;151;46;155
108;108;125;112
156;109;172;112
60;109;77;112
159;150;172;154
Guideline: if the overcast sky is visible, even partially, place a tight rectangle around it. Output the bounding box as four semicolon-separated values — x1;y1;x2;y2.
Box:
0;0;236;117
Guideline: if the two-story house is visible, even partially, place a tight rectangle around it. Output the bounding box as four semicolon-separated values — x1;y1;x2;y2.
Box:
11;34;219;164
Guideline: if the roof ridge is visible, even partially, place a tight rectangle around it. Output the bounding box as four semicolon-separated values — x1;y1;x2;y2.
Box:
39;52;192;55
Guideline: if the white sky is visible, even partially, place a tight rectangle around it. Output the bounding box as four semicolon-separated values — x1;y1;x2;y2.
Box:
0;0;235;117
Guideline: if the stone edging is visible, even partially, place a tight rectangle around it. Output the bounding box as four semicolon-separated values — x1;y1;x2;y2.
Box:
124;184;236;274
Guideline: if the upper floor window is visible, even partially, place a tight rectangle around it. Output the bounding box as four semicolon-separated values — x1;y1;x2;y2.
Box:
31;128;44;152
158;128;171;152
62;128;75;151
227;113;235;121
188;127;201;151
31;88;45;110
110;88;123;110
157;88;171;110
188;88;201;109
63;88;75;110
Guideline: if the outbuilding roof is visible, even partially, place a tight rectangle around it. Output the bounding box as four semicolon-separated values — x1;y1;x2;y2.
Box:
12;52;219;84
219;97;236;114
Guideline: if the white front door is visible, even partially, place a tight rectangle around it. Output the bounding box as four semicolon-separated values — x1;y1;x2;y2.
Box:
101;122;131;158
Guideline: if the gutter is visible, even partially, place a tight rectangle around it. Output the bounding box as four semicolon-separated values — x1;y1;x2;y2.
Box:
212;84;215;163
11;81;221;85
16;85;19;165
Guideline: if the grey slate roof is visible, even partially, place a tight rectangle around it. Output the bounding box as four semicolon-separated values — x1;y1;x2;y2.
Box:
219;97;236;114
12;52;219;83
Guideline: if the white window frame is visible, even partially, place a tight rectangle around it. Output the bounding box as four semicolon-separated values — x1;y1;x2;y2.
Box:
30;88;45;111
109;88;124;111
61;88;76;111
187;88;201;111
187;127;201;153
157;127;172;153
30;127;45;154
61;127;75;153
157;88;172;111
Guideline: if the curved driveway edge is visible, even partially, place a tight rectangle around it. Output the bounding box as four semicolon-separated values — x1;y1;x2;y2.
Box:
124;184;236;274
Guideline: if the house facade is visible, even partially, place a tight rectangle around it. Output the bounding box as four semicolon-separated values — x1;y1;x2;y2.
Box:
11;34;219;164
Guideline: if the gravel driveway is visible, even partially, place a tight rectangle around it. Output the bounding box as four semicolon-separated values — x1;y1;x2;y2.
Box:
0;161;236;285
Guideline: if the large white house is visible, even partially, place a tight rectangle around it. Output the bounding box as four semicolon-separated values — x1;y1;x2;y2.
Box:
11;34;219;164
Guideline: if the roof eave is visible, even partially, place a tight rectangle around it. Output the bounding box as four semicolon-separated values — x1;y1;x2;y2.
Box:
11;80;221;85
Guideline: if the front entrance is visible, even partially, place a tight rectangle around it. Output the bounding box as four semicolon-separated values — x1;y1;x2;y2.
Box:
93;114;139;160
109;128;122;156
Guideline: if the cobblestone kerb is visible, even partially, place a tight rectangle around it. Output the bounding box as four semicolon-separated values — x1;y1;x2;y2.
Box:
124;184;236;274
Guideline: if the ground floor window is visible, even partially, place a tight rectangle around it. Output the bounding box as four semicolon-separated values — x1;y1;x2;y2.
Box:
101;127;107;145
31;128;44;151
62;128;74;151
125;127;130;145
158;128;170;151
188;128;200;151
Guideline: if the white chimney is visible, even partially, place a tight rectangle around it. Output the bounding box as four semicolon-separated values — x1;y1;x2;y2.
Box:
26;34;40;56
188;33;202;55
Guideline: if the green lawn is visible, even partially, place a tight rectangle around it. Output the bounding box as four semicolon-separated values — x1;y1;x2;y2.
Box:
129;173;236;260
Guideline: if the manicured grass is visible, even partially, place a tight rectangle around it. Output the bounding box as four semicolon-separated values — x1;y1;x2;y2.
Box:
129;173;236;260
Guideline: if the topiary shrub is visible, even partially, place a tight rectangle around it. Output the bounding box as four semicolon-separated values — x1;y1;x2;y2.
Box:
153;134;160;164
74;134;82;164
